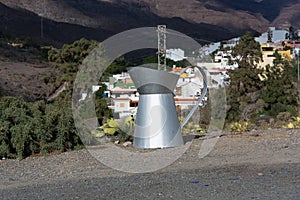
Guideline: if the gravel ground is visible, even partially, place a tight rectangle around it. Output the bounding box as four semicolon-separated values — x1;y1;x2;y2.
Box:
0;129;299;199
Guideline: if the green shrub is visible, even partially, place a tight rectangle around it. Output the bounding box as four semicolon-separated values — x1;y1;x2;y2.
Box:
91;117;134;143
229;122;250;132
0;97;82;159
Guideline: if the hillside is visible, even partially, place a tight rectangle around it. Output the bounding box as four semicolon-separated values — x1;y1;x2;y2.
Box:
0;36;56;100
0;0;299;46
139;0;300;31
0;0;291;46
0;2;112;46
0;0;299;100
0;1;236;46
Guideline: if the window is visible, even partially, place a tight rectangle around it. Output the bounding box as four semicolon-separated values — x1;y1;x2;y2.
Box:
262;47;274;51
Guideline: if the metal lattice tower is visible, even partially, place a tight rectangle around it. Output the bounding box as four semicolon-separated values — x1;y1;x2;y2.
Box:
157;25;167;71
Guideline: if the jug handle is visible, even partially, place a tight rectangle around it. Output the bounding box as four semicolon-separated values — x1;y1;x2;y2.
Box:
179;66;208;129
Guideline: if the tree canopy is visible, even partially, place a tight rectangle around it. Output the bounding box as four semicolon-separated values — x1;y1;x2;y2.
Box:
231;32;262;67
261;52;298;117
227;32;264;122
48;38;99;64
226;33;298;123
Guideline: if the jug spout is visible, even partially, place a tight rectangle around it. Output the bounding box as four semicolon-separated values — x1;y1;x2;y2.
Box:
128;67;179;94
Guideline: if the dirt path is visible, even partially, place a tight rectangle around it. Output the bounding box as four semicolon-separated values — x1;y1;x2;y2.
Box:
47;81;68;101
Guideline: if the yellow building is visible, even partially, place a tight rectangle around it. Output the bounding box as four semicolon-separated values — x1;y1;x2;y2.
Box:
260;43;291;69
257;42;290;81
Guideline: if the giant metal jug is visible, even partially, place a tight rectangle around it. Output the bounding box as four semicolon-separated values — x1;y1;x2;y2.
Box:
128;66;207;149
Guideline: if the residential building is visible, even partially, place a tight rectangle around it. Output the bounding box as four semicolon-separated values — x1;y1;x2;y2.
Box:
260;42;291;68
213;50;238;69
166;48;186;61
112;98;138;119
255;27;288;44
283;40;300;57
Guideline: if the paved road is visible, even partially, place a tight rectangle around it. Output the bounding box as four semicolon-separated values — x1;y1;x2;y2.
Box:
1;129;300;199
2;163;300;200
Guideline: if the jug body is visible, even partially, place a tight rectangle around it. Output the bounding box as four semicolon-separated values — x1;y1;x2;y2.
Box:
128;66;207;149
128;67;184;148
134;93;183;148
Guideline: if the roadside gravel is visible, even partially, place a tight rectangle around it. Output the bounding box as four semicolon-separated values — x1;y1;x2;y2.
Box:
1;129;299;199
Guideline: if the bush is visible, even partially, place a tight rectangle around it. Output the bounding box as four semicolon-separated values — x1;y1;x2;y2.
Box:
229;122;250;132
282;116;300;129
48;38;99;64
0;97;82;159
91;117;134;143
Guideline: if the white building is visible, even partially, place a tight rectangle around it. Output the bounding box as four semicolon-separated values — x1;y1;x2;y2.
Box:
166;48;186;61
112;98;138;119
213;50;238;69
201;42;221;55
255;27;288;44
175;75;204;110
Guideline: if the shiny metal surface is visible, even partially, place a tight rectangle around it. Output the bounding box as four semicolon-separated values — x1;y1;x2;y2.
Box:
128;67;179;94
134;93;183;148
128;66;207;149
128;67;183;148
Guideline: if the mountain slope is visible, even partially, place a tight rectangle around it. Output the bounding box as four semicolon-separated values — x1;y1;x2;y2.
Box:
0;2;111;45
0;0;299;45
135;0;269;32
272;2;300;29
0;0;243;45
207;0;299;21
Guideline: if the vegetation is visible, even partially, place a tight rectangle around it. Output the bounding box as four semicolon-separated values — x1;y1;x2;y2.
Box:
261;52;298;117
226;32;299;130
0;37;118;159
91;117;134;143
282;116;300;129
48;38;99;64
1;30;300;160
226;32;265;122
46;38;99;88
101;56;131;81
229;122;251;132
46;38;115;124
0;96;81;159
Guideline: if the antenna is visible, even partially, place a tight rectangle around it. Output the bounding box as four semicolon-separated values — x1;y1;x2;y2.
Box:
157;25;167;71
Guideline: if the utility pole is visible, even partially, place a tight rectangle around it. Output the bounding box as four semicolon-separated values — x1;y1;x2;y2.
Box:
157;25;167;71
40;0;46;38
40;17;44;38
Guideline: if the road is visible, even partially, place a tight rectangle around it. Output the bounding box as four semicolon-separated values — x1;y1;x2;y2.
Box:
1;129;299;199
2;163;300;200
